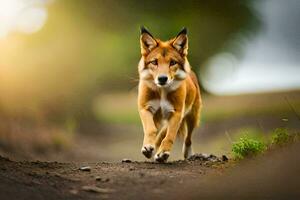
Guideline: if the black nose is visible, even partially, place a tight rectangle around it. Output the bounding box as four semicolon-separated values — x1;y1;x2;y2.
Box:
158;75;168;85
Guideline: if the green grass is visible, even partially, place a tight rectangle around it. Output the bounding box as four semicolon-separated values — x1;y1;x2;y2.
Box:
271;128;300;146
232;128;300;159
232;136;267;159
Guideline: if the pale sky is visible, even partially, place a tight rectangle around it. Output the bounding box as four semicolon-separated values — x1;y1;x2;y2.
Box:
201;0;300;95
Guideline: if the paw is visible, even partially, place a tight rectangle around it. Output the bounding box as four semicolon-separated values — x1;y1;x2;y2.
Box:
141;144;155;159
183;145;193;159
154;151;170;163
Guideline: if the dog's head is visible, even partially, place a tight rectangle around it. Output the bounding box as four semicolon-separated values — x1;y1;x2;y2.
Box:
139;27;190;88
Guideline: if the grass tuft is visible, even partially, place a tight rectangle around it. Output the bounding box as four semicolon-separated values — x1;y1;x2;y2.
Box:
231;128;300;160
232;136;266;159
271;128;299;146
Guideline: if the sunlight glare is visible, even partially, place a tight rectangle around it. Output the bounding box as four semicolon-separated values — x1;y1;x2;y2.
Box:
0;0;49;38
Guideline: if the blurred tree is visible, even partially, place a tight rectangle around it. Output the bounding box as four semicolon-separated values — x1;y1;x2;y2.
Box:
0;0;260;124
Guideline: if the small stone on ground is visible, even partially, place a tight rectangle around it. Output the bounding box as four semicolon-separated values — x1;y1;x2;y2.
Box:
122;158;132;163
188;153;225;162
82;185;115;193
79;166;91;171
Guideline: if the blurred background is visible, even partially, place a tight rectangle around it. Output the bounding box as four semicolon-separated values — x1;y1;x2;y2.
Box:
0;0;299;162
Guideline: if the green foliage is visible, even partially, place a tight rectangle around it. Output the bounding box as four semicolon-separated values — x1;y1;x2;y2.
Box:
232;136;267;159
271;128;299;146
232;128;300;160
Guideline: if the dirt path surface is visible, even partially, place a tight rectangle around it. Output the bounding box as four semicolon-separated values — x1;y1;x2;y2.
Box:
1;143;300;200
0;154;230;200
1;91;300;200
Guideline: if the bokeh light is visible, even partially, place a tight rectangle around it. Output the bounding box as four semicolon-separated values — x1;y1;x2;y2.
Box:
0;0;49;38
201;0;300;95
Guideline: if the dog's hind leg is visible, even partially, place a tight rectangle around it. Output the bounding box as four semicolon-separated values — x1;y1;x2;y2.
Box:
181;120;193;159
183;102;201;159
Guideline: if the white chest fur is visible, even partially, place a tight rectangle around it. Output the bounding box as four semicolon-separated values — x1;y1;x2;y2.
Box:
160;99;175;118
146;98;175;118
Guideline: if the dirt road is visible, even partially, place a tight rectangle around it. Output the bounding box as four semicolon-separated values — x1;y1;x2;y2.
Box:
1;143;300;200
1;91;300;199
0;154;229;200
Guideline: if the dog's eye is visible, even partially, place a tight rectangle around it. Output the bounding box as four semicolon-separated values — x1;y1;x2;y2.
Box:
170;60;177;66
150;59;158;65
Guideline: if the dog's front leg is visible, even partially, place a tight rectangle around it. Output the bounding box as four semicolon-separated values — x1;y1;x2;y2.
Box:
154;111;182;162
139;108;157;159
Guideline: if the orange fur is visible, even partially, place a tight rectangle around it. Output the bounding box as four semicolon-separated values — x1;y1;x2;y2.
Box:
138;27;202;162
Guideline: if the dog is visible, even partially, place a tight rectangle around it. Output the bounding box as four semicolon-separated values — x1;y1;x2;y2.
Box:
137;26;202;162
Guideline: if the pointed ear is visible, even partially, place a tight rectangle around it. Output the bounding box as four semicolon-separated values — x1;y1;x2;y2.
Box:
172;27;188;56
140;26;157;55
